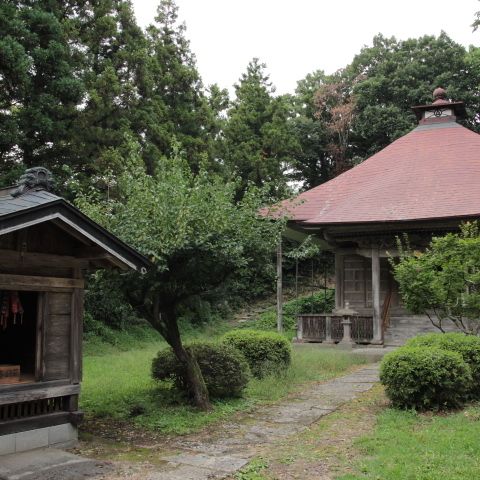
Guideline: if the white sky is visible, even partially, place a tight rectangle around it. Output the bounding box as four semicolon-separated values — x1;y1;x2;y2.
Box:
132;0;480;95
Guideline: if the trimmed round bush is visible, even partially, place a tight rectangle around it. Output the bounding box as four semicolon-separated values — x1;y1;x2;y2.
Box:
380;346;472;410
223;329;291;378
406;333;480;397
152;342;250;398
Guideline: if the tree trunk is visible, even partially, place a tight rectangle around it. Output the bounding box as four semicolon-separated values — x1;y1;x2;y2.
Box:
128;280;212;411
170;340;211;411
158;304;212;411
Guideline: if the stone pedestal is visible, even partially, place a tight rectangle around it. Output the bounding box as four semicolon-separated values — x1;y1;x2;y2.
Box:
334;302;357;348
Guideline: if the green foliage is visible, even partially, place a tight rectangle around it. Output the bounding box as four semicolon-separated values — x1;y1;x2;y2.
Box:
152;342;250;398
392;223;480;334
85;272;140;331
406;332;480;397
223;329;291;378
83;316;163;356
290;70;331;188
0;0;220;190
380;346;472;410
253;291;334;331
77;138;283;342
285;290;335;316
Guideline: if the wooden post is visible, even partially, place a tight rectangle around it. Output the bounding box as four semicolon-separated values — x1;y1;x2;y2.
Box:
296;315;303;340
371;247;382;343
277;239;283;332
334;253;344;309
325;315;334;344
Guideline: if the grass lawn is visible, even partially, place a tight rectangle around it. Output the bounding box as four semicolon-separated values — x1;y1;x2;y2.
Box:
340;403;480;480
81;339;370;436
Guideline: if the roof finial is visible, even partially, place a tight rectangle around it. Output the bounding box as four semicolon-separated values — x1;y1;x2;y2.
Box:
432;87;447;103
11;167;55;198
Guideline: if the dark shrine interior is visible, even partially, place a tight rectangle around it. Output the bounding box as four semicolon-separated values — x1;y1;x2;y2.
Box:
0;291;37;384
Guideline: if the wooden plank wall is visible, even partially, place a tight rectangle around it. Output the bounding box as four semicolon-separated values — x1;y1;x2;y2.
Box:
43;293;72;381
343;255;394;310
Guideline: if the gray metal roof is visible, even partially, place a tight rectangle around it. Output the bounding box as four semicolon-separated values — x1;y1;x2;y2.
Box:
0;189;62;216
0;187;151;271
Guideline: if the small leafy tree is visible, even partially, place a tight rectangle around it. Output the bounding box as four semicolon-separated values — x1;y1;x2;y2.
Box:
391;223;480;334
77;137;283;409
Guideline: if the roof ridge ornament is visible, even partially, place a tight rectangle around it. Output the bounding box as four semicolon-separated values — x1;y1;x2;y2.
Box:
432;87;448;103
411;87;466;123
11;167;55;198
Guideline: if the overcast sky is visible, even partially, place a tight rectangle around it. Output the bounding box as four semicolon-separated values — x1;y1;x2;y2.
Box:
131;0;479;95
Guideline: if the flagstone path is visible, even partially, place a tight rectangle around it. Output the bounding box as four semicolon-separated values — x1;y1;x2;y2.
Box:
148;363;380;480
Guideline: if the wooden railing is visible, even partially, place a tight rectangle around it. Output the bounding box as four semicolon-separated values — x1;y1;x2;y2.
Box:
0;396;68;421
297;314;374;343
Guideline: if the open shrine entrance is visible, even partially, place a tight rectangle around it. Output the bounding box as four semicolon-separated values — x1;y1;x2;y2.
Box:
0;291;38;385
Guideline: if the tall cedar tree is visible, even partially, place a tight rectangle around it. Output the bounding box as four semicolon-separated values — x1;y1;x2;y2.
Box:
0;1;83;183
142;0;217;173
1;0;218;189
68;0;151;182
222;59;298;200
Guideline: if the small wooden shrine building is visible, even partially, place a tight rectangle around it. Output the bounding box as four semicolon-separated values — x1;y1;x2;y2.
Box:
0;167;150;455
279;88;480;346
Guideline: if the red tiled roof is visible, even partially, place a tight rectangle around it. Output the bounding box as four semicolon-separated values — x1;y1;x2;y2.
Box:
282;119;480;225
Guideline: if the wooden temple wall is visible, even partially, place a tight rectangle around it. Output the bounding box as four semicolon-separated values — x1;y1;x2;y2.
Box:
339;254;403;314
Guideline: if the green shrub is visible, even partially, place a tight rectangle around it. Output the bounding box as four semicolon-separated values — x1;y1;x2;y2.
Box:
223;329;292;378
380;346;472;410
85;272;140;331
253;290;335;331
151;342;250;399
284;290;335;316
406;332;480;397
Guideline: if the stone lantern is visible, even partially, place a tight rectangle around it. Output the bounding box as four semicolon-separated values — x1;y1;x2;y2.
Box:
334;301;357;348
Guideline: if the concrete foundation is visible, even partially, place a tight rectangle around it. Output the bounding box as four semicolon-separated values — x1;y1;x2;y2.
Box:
0;423;77;456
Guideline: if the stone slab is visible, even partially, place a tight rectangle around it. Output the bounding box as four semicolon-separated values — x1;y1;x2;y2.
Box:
0;434;15;456
0;424;78;457
163;452;248;473
148;464;225;480
48;424;77;446
0;448;110;480
15;429;49;453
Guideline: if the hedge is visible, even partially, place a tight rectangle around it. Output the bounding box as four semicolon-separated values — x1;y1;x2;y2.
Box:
223;329;291;378
152;342;250;398
380;346;472;410
405;332;480;397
